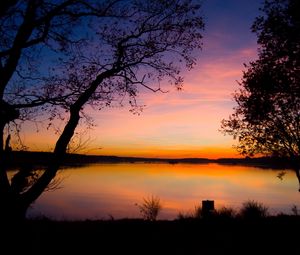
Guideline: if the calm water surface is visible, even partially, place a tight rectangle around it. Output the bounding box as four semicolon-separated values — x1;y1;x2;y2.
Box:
27;163;300;220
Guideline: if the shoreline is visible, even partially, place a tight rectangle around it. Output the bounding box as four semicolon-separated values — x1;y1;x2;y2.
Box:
7;151;292;170
5;215;300;254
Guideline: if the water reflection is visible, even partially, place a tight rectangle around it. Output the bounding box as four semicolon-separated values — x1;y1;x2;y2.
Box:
27;163;299;220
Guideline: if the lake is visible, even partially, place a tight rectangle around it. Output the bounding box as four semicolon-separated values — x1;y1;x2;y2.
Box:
27;163;300;220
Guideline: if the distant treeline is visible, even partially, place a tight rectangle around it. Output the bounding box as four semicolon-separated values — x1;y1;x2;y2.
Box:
5;151;293;170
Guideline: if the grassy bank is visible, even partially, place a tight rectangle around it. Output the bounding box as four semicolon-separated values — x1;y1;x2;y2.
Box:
4;215;300;254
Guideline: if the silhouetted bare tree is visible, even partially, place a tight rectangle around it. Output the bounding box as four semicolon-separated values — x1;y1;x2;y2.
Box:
0;0;204;221
221;0;300;189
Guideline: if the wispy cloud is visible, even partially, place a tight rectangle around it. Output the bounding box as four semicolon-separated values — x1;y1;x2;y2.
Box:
21;0;262;158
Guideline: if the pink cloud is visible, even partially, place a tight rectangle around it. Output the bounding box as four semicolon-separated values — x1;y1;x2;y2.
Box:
21;44;258;158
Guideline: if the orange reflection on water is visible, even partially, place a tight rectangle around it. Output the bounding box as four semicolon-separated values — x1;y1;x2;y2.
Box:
28;163;300;220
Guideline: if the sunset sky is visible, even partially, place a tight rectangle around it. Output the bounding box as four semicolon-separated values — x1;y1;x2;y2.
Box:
23;0;263;159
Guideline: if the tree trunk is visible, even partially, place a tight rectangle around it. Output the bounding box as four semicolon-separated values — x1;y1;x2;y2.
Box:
1;196;27;223
20;68;117;216
289;156;300;192
0;101;23;222
294;168;300;192
0;68;117;221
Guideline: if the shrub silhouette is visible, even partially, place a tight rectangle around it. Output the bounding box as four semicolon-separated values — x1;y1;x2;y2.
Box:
193;205;203;218
216;206;236;219
190;204;215;219
176;205;207;220
291;205;299;216
239;200;268;219
137;195;162;221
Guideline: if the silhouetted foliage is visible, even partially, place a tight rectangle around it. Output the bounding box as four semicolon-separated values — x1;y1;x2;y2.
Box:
6;214;300;255
136;195;162;221
0;0;204;221
193;204;203;219
179;202;218;220
178;204;242;221
239;200;268;219
221;0;300;188
216;206;236;219
290;204;299;215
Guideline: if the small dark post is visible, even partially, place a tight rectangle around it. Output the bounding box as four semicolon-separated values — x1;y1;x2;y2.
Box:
202;200;215;217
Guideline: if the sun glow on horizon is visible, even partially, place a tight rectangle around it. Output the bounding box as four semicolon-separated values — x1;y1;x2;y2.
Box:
12;1;261;159
84;145;240;159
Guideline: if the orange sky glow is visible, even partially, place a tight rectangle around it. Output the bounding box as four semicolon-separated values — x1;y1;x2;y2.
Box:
17;1;262;159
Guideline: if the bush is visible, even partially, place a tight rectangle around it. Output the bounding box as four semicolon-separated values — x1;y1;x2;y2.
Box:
177;211;194;220
193;204;217;219
239;200;268;219
193;205;203;219
291;205;299;216
216;207;236;219
136;195;162;221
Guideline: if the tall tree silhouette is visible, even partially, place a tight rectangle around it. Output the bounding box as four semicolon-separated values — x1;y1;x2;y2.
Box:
0;0;204;221
221;0;300;189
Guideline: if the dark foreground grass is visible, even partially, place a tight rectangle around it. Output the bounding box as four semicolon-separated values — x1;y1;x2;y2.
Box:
4;215;300;255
